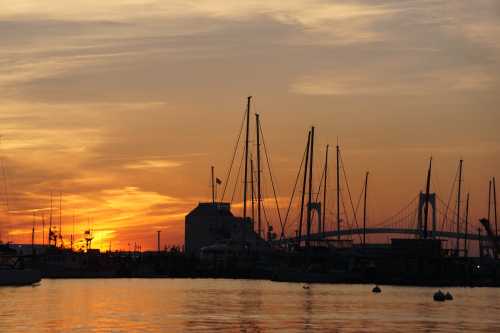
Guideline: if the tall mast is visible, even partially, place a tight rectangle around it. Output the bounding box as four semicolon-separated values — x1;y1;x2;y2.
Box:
322;145;329;237
157;230;161;253
423;157;432;239
255;113;262;238
243;96;252;221
363;171;369;247
336;143;340;240
49;192;53;246
464;193;470;257
297;131;311;247
32;212;35;252
488;179;492;222
456;159;463;254
306;127;315;248
494;177;498;237
59;191;62;247
42;212;45;246
251;158;255;229
71;215;75;251
211;166;215;205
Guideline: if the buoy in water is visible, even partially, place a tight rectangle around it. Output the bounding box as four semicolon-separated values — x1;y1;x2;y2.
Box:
372;285;381;293
445;292;453;301
433;290;446;302
302;285;310;290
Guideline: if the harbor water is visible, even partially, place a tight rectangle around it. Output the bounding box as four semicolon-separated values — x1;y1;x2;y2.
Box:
1;279;499;332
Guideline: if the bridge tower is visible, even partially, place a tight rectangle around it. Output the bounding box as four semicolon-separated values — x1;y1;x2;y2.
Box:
307;202;322;236
417;192;437;238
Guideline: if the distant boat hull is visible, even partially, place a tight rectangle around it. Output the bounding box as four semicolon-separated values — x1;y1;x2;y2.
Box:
0;269;42;286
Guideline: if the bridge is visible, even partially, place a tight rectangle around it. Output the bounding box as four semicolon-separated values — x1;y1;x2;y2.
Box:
285;228;489;242
278;192;491;245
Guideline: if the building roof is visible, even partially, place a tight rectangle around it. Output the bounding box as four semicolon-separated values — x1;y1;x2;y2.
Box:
186;202;234;218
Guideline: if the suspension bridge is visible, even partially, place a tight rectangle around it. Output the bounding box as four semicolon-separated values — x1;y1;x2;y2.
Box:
281;191;490;244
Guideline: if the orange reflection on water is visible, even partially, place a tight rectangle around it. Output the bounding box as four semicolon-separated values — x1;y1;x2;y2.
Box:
1;279;500;332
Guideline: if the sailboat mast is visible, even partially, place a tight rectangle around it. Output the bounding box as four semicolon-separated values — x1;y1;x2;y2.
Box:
322;145;329;237
49;192;53;245
306;127;315;248
297;131;311;247
211;166;215;205
71;215;75;251
456;159;463;254
255;113;262;238
59;191;62;247
251;158;255;230
488;179;492;222
242;96;252;221
494;177;498;237
336;144;340;241
363;171;369;247
423;157;432;239
464;193;470;257
32;212;35;251
42;212;45;246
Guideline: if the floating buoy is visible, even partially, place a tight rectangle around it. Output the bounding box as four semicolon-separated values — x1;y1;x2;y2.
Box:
372;285;381;293
445;292;453;301
302;285;310;290
433;290;446;302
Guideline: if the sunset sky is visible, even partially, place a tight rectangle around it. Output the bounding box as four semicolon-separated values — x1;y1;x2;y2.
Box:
0;0;499;251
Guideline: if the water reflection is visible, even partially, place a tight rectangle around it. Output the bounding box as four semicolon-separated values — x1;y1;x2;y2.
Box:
0;280;499;332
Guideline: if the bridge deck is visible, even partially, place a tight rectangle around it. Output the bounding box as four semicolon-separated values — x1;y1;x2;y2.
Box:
283;227;488;242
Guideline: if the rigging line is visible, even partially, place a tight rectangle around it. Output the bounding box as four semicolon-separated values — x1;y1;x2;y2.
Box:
340;191;357;241
230;143;246;205
435;195;468;225
354;177;366;219
338;151;362;235
259;124;283;230
309;160;326;229
261;200;271;234
439;165;459;233
282;141;308;237
221;106;247;201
